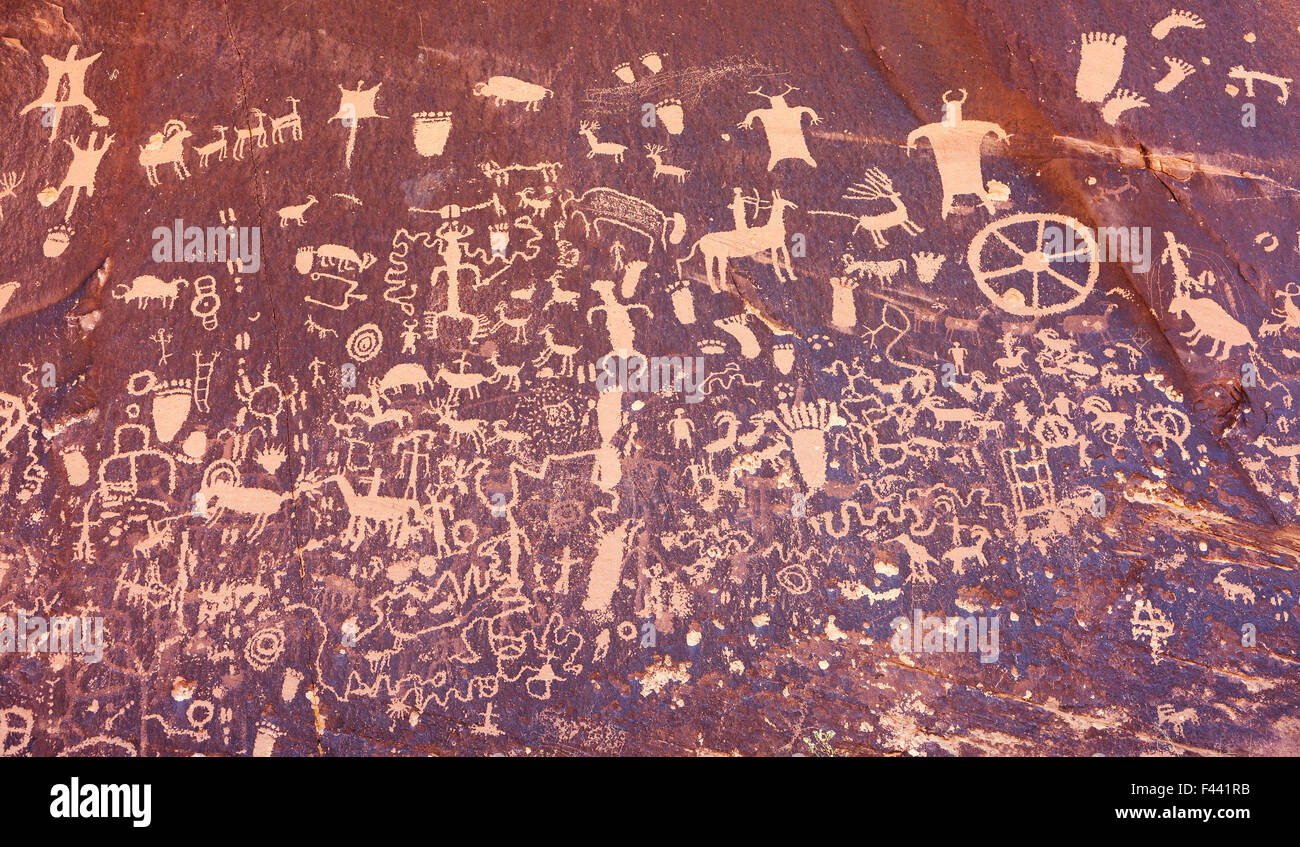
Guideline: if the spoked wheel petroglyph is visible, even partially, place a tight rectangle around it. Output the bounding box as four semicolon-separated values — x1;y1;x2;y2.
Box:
967;213;1097;316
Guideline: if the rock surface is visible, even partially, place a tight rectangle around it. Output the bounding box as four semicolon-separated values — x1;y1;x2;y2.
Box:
0;0;1296;755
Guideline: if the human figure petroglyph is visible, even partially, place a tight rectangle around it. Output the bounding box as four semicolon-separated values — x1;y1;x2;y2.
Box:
1228;66;1292;106
949;341;967;375
430;220;480;305
667;409;695;450
907;90;1009;218
737;85;819;170
19;46;110;141
421;222;489;342
37;132;113;220
676;190;797;290
587;279;653;357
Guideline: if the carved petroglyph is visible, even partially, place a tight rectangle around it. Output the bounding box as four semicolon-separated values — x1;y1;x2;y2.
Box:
907;90;1009;218
19;46;110;141
2;10;1293;760
474;76;554;110
738;85;819;170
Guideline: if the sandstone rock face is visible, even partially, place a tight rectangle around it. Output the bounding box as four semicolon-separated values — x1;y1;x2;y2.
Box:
0;1;1296;756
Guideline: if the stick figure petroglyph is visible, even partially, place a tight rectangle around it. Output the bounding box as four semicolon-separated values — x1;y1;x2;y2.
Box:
1228;66;1292;106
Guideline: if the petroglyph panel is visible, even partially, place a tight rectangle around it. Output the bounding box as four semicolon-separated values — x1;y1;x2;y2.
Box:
0;0;1296;756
